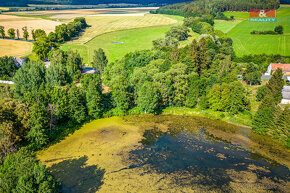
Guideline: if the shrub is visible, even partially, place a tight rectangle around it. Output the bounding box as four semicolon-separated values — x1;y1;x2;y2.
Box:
274;25;283;34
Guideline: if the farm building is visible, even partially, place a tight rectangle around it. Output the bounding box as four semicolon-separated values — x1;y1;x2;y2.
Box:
281;85;290;104
265;63;290;81
265;63;290;75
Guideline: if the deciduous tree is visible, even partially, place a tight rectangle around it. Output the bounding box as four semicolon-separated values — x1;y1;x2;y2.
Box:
22;26;29;40
8;28;15;39
0;25;5;38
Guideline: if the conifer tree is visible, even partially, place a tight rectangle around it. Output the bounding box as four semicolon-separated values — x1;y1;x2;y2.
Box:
26;103;48;150
264;68;284;104
91;48;108;73
85;76;103;119
68;85;87;123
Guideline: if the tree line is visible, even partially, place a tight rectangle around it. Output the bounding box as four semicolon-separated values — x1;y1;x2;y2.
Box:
251;25;284;35
152;0;280;17
0;17;88;61
0;26;29;40
253;68;289;147
0;0;189;7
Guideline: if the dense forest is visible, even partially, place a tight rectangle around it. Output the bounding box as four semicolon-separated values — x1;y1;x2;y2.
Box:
153;0;281;17
0;0;190;7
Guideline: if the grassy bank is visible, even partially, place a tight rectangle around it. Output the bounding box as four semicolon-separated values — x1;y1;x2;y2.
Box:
162;107;253;127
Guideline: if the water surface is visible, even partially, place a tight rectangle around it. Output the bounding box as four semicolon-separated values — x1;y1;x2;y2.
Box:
39;115;290;192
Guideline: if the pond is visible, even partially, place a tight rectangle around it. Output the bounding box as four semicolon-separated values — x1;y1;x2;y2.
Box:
38;115;290;192
112;42;124;44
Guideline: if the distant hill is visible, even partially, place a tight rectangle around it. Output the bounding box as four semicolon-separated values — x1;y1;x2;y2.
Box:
0;0;191;7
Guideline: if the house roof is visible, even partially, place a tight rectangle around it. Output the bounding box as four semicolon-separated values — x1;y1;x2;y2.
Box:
271;63;290;72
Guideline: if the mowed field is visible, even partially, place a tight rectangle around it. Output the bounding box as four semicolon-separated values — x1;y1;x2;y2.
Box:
63;26;171;63
63;14;182;63
6;7;158;21
0;8;179;59
69;14;178;45
216;6;290;56
0;39;33;57
0;14;62;57
0;15;62;39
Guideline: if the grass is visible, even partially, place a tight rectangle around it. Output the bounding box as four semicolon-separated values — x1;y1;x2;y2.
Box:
214;20;243;33
63;26;171;63
0;14;61;40
224;11;249;20
162;106;253;127
0;39;33;57
68;14;179;45
9;14;56;21
224;7;290;57
63;14;183;64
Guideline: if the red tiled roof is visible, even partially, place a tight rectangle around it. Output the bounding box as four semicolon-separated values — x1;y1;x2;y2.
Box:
271;63;290;72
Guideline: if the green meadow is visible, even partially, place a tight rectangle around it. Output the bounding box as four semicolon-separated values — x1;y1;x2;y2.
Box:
62;14;183;64
224;11;249;20
62;26;171;64
214;20;243;33
216;7;290;57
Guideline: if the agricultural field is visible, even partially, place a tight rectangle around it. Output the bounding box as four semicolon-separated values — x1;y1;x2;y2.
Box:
0;8;181;60
215;6;290;57
214;20;243;33
63;14;182;63
224;11;249;20
63;26;171;63
69;14;178;45
0;15;62;39
0;39;33;57
6;7;158;21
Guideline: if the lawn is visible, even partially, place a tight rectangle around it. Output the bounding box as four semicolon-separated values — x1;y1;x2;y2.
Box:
62;14;183;64
0;39;33;57
224;7;290;57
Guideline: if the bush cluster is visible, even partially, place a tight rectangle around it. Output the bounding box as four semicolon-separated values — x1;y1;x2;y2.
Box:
251;25;284;35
